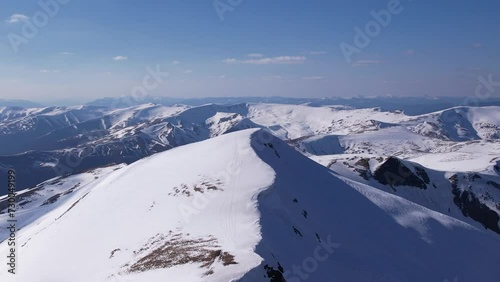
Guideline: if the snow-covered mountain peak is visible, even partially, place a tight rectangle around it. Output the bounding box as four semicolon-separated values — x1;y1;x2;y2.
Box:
3;129;500;282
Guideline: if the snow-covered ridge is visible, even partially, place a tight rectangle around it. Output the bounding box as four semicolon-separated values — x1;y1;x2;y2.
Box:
2;129;500;281
2;103;500;193
0;104;500;194
0;164;126;242
311;154;500;235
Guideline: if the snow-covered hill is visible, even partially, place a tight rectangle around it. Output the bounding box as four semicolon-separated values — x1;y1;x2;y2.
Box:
407;106;500;141
1;129;500;282
0;99;42;108
3;103;500;192
311;154;500;235
87;95;500;115
0;164;125;240
0;103;252;191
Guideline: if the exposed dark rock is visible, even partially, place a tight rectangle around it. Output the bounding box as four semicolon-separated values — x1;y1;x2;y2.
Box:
264;143;281;158
471;174;482;180
414;167;430;184
168;178;223;197
487;181;500;190
451;184;500;234
0;187;44;213
41;193;62;206
293;226;303;237
449;174;459;189
354;158;370;170
109;248;121;258
126;233;237;274
264;264;287;282
373;157;427;189
355;168;371;180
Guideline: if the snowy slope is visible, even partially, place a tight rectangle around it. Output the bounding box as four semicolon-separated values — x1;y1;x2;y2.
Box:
311;154;500;235
0;164;126;242
86;95;500;115
248;104;404;139
2;129;500;282
0;103;252;191
3;103;500;192
291;128;500;176
408;106;500;141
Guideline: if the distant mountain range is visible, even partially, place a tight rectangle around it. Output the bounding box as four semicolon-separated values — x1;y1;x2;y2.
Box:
0;99;43;108
5;96;500;116
86;95;500;116
1;103;499;191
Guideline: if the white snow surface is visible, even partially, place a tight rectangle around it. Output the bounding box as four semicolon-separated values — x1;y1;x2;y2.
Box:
1;129;500;282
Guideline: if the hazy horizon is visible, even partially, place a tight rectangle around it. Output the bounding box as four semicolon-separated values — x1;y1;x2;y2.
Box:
1;0;499;102
1;94;499;105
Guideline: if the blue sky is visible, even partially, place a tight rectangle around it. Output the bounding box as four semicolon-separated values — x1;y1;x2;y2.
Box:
0;0;499;104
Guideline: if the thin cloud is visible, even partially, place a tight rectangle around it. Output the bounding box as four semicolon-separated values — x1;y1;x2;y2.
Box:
472;43;483;49
40;69;60;73
224;56;306;65
113;56;128;61
352;60;383;67
5;14;29;24
262;75;288;81
247;53;264;58
223;58;238;64
305;51;327;55
184;69;193;74
60;52;74;55
172;60;180;65
404;49;415;56
302;76;325;80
